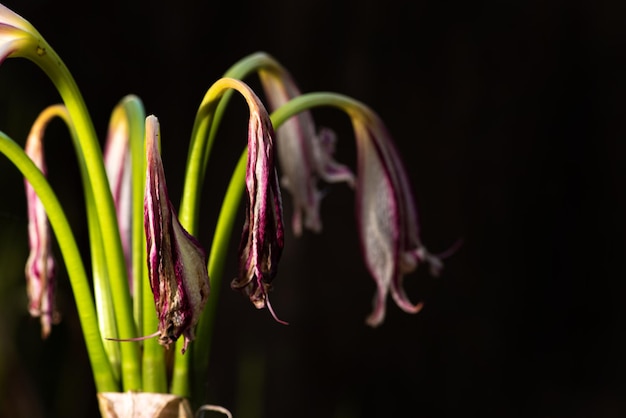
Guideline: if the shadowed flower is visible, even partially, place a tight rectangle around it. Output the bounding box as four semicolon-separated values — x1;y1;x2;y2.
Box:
229;88;286;323
144;115;210;353
258;64;355;235
23;105;63;338
352;109;443;327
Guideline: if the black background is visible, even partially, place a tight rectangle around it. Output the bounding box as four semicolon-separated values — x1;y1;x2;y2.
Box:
1;0;626;417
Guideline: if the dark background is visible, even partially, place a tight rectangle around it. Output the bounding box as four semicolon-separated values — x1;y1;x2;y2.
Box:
1;0;626;417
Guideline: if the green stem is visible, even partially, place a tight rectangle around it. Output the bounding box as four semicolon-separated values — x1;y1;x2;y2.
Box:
25;39;141;391
0;132;117;392
187;91;368;401
119;95;147;333
269;92;367;124
172;78;265;398
173;54;366;401
179;52;281;235
172;53;284;404
173;55;282;399
190;150;247;404
142;272;167;393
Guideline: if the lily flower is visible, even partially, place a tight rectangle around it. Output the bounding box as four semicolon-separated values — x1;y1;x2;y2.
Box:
23;105;62;338
258;65;355;235
352;109;443;327
229;88;286;323
144;115;210;353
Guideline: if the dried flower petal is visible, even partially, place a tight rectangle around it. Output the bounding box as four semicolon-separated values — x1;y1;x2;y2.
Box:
23;105;64;338
258;65;354;235
144;115;210;353
352;112;442;327
230;97;286;323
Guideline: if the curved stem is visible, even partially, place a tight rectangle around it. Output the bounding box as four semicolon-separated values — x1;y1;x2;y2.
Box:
189;150;247;405
0;132;117;392
179;52;282;235
116;97;168;393
187;92;374;401
25;40;141;391
269;92;368;125
118;96;147;335
172;78;267;398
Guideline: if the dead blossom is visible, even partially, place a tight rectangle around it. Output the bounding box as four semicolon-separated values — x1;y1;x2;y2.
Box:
352;112;443;326
23;106;62;338
144;115;210;353
230;98;287;324
258;65;355;236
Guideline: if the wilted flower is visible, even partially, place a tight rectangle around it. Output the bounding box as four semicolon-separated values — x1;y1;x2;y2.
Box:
258;64;355;235
144;115;210;353
23;105;63;338
229;87;286;323
351;109;443;327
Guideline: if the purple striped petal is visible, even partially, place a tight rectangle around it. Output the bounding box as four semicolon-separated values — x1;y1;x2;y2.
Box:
353;113;442;327
23;106;61;338
230;100;286;323
144;115;210;353
259;65;354;236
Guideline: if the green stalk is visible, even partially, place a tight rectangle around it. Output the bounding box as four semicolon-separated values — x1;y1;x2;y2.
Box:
89;190;121;382
174;54;283;398
187;91;367;401
142;267;167;393
174;56;367;402
22;38;141;391
172;78;266;398
189;150;247;404
179;52;280;234
26;105;122;383
269;92;366;123
171;53;284;404
0;132;117;392
118;95;147;333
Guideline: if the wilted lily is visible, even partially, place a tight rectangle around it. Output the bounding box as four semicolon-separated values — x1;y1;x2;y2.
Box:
23;105;64;338
257;63;355;235
220;53;447;326
229;85;286;323
144;115;210;354
1;2;450;416
266;90;446;327
350;109;444;326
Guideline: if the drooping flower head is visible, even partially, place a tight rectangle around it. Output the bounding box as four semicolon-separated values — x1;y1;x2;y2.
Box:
23;105;65;338
227;79;286;323
258;61;355;235
351;107;443;327
144;115;210;353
